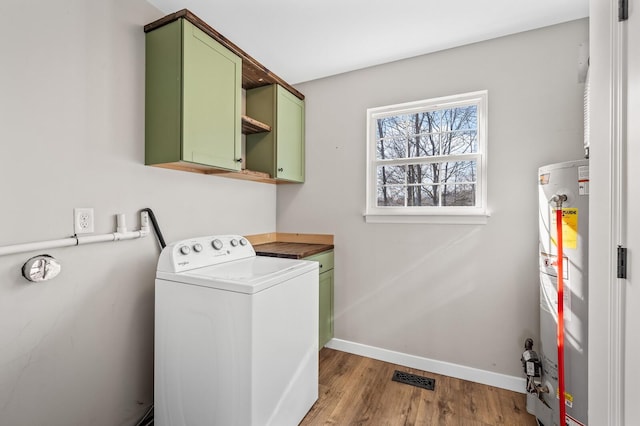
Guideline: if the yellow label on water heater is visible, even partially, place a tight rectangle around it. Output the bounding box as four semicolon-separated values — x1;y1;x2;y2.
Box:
551;208;578;249
561;208;578;249
556;388;574;408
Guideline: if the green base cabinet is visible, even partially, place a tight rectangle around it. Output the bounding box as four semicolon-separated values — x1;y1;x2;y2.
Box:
145;18;242;170
305;251;334;348
246;84;305;182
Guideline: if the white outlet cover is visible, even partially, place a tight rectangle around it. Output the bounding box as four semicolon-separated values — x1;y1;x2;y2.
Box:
74;208;95;234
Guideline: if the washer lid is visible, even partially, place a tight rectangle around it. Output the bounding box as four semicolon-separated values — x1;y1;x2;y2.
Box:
156;256;318;294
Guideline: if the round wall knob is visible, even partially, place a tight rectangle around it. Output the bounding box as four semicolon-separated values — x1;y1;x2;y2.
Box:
22;255;61;282
278;168;284;172
212;239;223;250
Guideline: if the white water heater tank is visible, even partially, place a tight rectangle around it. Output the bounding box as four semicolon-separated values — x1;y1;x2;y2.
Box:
533;159;589;426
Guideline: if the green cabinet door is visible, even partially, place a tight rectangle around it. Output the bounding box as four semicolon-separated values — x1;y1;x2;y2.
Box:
318;269;334;348
245;84;305;182
145;19;241;170
275;87;305;181
305;250;334;349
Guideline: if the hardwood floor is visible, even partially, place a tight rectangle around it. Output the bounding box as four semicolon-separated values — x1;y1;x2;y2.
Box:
300;348;538;426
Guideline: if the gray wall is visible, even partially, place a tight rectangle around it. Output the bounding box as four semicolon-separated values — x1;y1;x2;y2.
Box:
0;1;276;425
279;19;588;378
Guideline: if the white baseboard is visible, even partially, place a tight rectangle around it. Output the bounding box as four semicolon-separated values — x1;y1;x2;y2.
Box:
324;338;526;394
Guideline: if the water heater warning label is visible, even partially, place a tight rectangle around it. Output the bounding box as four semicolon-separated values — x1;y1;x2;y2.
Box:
566;414;585;426
578;165;589;195
552;208;579;249
556;389;574;407
562;208;578;249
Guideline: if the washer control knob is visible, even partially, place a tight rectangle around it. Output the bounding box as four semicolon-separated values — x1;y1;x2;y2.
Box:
193;243;203;253
179;245;190;255
212;239;223;250
239;238;248;246
230;239;238;247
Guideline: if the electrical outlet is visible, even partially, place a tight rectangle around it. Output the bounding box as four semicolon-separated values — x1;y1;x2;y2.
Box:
74;208;94;234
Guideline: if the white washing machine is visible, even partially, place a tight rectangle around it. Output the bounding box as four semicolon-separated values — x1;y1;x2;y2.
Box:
154;235;319;426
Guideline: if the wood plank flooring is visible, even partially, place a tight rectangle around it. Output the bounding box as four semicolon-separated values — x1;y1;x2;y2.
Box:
300;348;537;426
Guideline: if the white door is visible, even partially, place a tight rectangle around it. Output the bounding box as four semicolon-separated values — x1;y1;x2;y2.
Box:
588;0;638;424
625;1;640;422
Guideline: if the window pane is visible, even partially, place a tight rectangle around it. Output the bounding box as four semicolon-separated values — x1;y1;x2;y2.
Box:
411;111;442;157
441;106;477;132
444;130;478;155
376;137;406;159
415;110;443;134
407;185;439;206
408;132;439;158
442;184;476;206
376;116;408;139
441;161;476;184
377;165;405;186
376;115;411;160
377;185;405;206
407;163;437;184
405;113;422;137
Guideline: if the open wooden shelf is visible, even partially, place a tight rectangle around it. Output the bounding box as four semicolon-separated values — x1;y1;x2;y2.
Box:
241;115;271;134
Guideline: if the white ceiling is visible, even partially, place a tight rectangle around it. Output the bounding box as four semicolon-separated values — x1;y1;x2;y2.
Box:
146;0;588;84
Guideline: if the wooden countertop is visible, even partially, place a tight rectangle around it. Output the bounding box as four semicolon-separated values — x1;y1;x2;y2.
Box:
254;242;334;259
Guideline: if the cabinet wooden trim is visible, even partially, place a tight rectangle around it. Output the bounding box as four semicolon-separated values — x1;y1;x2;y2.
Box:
144;9;304;101
152;162;277;184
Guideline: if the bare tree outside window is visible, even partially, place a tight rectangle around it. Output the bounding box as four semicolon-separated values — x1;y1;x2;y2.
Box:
373;101;481;208
366;91;488;222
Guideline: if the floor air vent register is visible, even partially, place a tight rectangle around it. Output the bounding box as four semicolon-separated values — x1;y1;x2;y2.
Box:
391;370;436;391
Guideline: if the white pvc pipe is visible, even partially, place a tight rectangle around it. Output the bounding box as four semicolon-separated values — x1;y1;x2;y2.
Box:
116;213;127;233
0;212;150;257
0;238;78;256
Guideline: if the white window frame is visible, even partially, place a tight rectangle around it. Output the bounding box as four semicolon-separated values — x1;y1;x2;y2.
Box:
365;90;489;224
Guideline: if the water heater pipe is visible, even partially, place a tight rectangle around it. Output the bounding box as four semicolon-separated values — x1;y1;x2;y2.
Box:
553;195;567;426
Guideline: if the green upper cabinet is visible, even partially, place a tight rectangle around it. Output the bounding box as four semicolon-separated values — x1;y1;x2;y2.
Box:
246;84;305;182
145;18;242;171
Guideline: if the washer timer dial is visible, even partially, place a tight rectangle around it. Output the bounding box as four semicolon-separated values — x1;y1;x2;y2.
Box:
212;239;223;250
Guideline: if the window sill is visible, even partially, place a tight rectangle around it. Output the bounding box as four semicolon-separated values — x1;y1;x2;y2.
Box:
363;210;490;225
